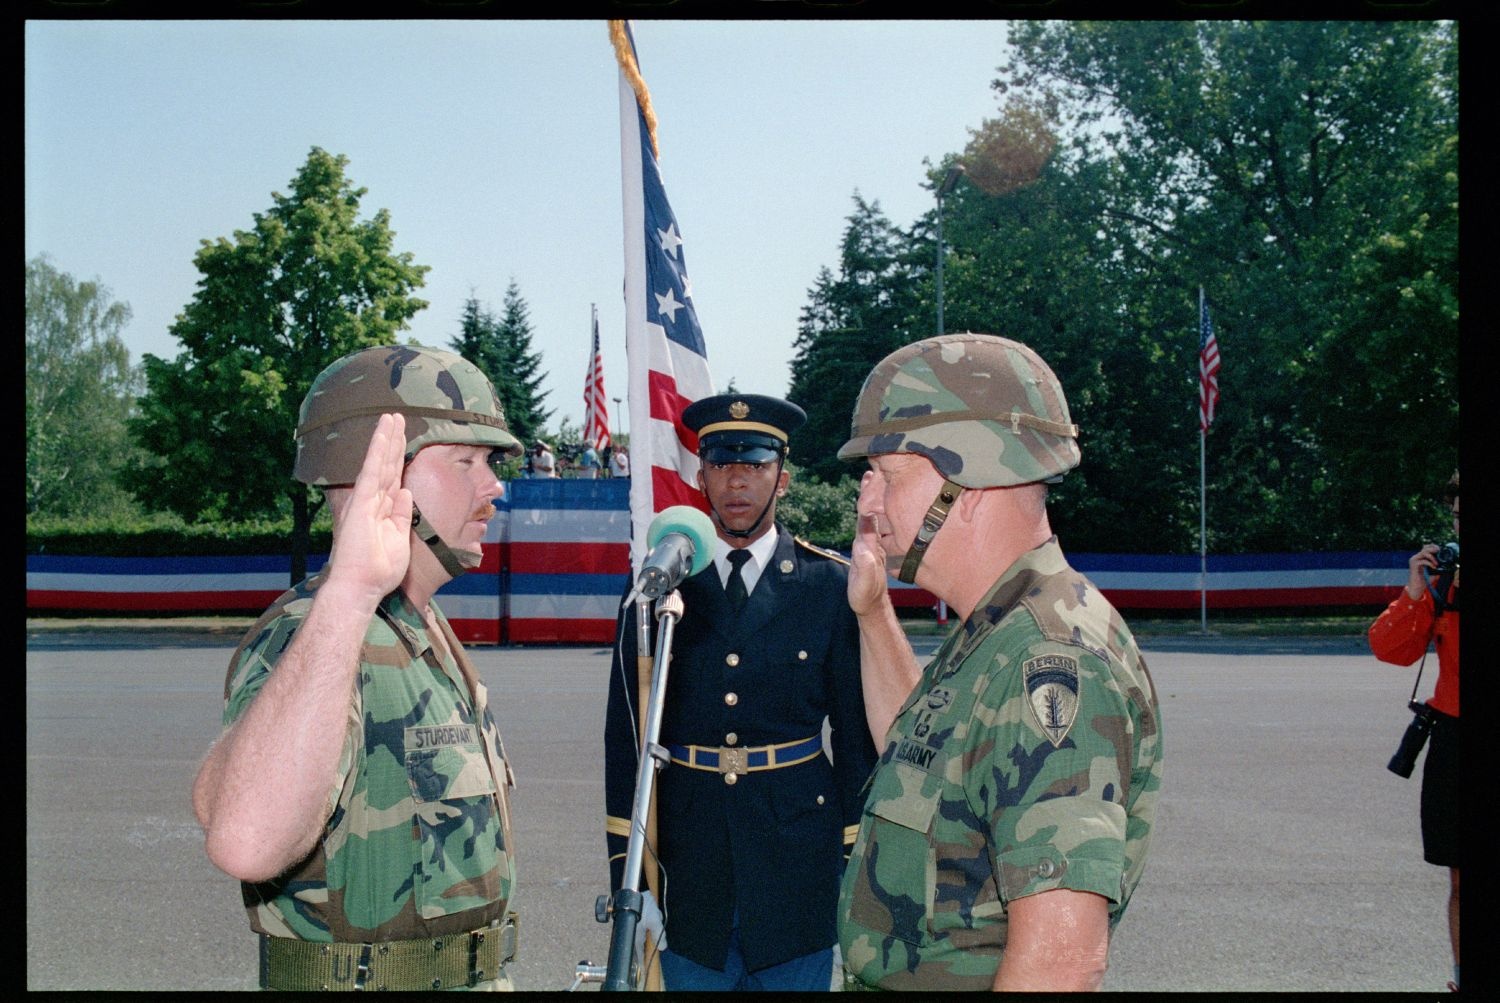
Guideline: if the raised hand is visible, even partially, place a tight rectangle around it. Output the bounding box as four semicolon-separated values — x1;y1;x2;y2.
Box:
848;469;891;617
1405;542;1440;599
325;412;413;608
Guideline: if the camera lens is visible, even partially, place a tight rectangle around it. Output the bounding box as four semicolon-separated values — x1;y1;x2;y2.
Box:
1387;707;1435;778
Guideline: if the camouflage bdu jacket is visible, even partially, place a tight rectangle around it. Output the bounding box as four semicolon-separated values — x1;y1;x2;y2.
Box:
838;539;1162;990
222;577;517;944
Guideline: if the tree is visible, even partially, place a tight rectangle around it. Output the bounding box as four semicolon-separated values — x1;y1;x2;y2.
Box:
491;279;552;446
788;194;927;483
122;147;430;581
778;461;859;550
26;255;144;518
450;293;509;389
984;20;1458;551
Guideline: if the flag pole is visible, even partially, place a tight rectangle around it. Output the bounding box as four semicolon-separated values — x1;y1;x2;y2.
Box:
1199;285;1208;635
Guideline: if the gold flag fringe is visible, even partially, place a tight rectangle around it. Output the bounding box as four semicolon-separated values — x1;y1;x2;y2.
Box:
609;20;660;162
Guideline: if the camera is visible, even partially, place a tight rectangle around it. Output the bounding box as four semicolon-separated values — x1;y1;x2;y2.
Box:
1433;541;1459;576
1387;701;1437;778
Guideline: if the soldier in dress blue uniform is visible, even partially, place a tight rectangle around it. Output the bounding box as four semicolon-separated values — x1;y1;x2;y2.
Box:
604;393;878;991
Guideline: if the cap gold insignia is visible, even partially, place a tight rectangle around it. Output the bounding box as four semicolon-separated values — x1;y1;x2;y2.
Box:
729;401;750;419
1023;654;1080;748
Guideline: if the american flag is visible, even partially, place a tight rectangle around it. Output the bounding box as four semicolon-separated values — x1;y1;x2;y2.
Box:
612;20;714;573
583;305;611;453
1198;293;1220;432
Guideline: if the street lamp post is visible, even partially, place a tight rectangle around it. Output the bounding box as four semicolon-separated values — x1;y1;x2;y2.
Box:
935;164;966;336
612;397;624;441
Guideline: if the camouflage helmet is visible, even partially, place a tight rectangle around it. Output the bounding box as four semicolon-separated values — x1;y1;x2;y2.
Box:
837;332;1080;487
294;345;523;486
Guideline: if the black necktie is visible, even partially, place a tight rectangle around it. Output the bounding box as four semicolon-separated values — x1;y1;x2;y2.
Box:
725;549;752;612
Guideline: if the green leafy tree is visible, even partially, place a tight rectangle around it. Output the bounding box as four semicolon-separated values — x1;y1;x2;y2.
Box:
25;255;145;518
491;279;552;445
778;461;860;550
927;113;1200;553
981;20;1458;551
122;147;430;581
790;23;1456;553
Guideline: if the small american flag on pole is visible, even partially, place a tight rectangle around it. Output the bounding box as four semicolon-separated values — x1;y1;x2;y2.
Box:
583;305;611;452
1198;292;1220;433
612;19;714;573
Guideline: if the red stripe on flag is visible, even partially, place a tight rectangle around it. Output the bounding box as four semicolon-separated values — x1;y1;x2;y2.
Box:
1198;298;1220;433
584;317;611;452
647;368;700;454
651;466;710;513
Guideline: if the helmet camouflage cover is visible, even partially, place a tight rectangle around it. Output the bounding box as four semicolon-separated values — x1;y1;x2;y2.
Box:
837;332;1080;487
295;345;523;486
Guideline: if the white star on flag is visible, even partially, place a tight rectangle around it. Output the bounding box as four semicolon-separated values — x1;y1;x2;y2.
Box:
655;288;684;324
657;223;683;258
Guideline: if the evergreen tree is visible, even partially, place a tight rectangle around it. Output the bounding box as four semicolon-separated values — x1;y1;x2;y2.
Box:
492;279;552;445
788;195;925;483
449;294;509;394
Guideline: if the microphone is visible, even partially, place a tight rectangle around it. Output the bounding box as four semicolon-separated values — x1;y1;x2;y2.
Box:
625;506;717;605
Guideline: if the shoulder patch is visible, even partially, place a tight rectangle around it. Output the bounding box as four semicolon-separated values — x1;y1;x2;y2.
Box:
1023;653;1080;747
794;537;851;566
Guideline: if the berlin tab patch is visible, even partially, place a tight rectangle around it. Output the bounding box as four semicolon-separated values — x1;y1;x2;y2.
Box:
1023;653;1080;747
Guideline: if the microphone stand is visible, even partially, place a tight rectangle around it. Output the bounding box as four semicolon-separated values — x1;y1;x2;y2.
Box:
587;589;684;992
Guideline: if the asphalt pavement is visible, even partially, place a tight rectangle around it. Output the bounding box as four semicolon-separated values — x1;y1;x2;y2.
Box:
26;622;1453;992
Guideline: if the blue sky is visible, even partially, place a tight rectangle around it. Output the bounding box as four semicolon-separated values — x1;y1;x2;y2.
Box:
26;18;1015;432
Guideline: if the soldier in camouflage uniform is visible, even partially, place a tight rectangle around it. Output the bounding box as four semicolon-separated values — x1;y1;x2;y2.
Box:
834;333;1163;991
191;346;524;991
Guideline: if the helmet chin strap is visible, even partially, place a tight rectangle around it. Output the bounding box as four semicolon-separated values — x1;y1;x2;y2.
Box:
708;457;785;540
895;478;964;584
411;505;482;578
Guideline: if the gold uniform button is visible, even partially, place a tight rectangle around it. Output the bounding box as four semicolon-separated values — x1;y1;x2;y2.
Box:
816;795;826;805
725;772;739;785
724;692;738;706
798;650;808;661
726;653;740;667
726;733;738;745
779;559;794;574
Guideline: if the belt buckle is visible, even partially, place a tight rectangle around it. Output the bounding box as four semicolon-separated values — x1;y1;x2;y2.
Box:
468;915;519;986
501;913;519;964
717;746;747;778
466;928;485;988
353;942;372;991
